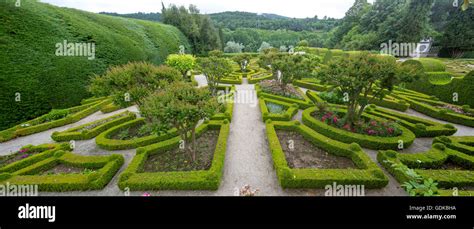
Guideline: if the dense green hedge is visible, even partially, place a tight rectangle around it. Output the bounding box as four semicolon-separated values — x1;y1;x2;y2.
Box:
293;80;331;92
259;98;298;121
404;71;474;108
0;0;190;130
434;136;474;156
100;103;123;114
365;105;457;137
118;120;230;190
378;141;474;195
0;144;123;191
255;84;314;109
266;120;388;189
51;111;137;141
0;99;111;142
95;118;179;150
392;91;474;127
302;107;415;150
248;72;273;84
402;58;447;72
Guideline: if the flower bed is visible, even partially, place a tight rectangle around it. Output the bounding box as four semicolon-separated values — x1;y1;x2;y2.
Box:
378;140;474;196
259;97;298;121
51;111;137;142
365;105;457;137
95;118;178;150
256;83;313;109
302;107;415;150
0;99;112;142
392;90;474;127
118;120;230;190
266;120;388;189
0;144;124;191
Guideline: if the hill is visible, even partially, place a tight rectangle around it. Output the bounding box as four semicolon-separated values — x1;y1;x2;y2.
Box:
0;0;190;130
209;11;338;31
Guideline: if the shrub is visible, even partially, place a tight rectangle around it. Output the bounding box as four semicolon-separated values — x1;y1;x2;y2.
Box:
165;54;196;79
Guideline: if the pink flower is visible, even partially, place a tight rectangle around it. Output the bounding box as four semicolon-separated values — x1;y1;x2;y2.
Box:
387;128;394;134
343;124;351;130
333;116;338;123
142;192;151;197
322;117;327;122
370;121;377;127
367;129;377;135
19;149;28;153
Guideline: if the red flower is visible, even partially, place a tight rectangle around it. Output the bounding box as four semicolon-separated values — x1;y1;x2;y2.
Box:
370;120;377;127
387;128;394;134
333;116;338;123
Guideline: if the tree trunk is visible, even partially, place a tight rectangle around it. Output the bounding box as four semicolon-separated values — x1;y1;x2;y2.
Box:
190;128;196;162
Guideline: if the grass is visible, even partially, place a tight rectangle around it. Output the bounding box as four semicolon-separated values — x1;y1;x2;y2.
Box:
0;0;190;130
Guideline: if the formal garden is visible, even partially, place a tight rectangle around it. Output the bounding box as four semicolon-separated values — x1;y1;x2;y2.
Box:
1;46;473;197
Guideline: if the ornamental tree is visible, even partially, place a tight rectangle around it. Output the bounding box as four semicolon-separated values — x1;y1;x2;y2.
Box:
165;54;196;80
232;53;251;73
197;57;233;95
139;81;223;161
271;54;319;89
88;62;182;107
318;52;423;126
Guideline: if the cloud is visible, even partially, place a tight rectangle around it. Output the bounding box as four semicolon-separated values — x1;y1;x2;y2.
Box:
40;0;366;19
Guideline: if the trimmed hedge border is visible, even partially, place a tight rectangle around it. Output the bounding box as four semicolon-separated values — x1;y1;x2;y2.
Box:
248;71;273;84
259;97;298;121
255;84;314;109
302;107;416;150
392;91;474;127
95;118;179;151
118;120;230;190
377;140;474;196
266;120;388;189
211;86;235;121
0;99;112;142
365;105;457;137
218;73;243;85
101;103;122;113
402;58;447;72
51;111;137;142
0;144;124;192
434;136;474;156
293;80;331;92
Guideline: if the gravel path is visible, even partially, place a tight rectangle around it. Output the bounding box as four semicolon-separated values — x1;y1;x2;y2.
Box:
2;81;472;196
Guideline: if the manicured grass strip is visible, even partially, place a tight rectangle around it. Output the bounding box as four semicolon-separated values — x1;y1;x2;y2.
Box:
118;120;230;190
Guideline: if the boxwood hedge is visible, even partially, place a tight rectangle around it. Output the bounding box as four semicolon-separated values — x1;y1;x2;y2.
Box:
266;120;388;189
392;91;474;127
95;118;179;150
255;84;314;109
259;98;298;122
51;111;137;142
0;144;123;191
378;141;474;196
365;105;457;137
118;120;230;190
302;107;416;150
0;99;112;142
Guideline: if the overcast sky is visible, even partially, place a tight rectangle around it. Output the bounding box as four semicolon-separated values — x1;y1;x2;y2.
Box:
40;0;374;19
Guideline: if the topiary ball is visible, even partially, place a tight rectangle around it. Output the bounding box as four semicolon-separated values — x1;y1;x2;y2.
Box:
349;143;362;152
433;143;446;151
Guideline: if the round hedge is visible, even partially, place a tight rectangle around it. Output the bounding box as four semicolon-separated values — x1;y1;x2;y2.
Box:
402;58;446;72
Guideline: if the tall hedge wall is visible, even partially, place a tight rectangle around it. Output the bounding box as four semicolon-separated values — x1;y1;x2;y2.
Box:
0;0;190;130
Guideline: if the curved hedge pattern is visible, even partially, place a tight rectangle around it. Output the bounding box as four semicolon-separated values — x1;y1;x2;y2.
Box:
118;120;230;190
392;90;474;127
95;118;179;150
51;111;137;142
302;107;416;150
365;105;457;137
0;145;123;191
378;139;474;196
402;58;447;72
255;84;314;109
0;99;112;142
266;120;388;189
